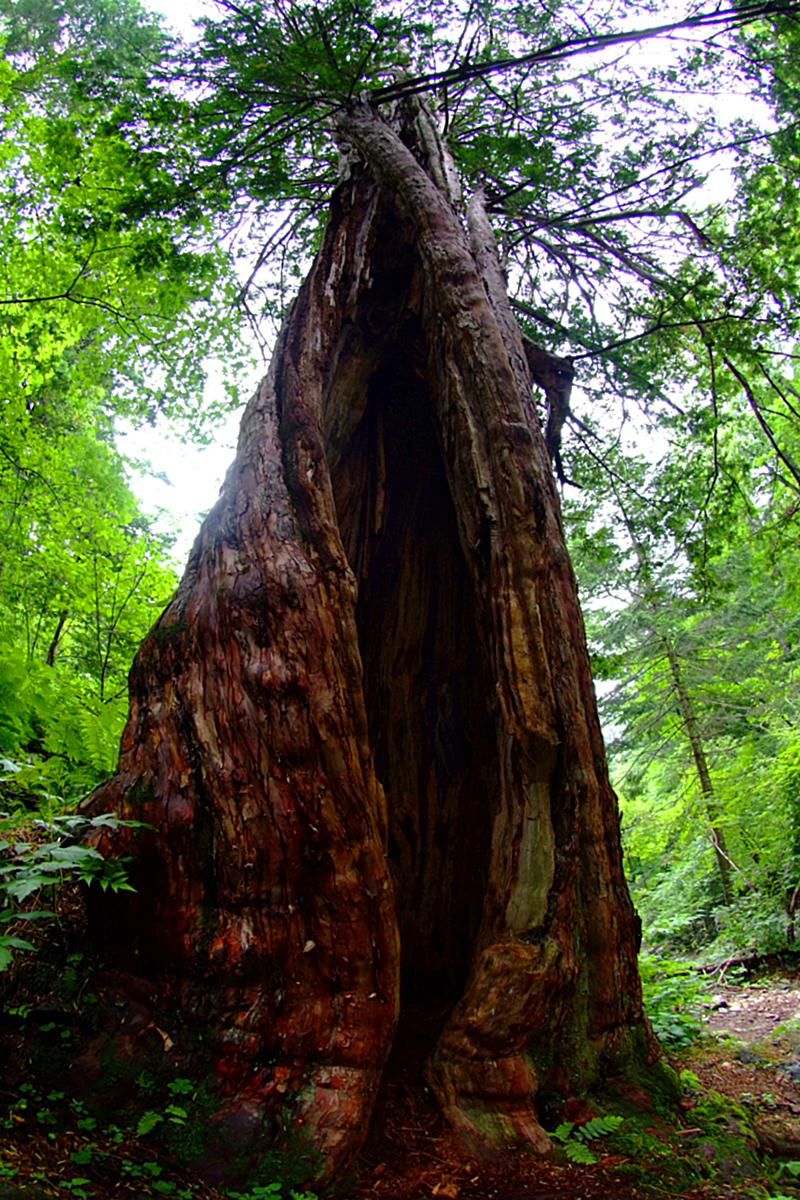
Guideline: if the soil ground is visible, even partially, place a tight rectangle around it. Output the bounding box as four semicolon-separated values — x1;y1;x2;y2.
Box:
4;931;800;1200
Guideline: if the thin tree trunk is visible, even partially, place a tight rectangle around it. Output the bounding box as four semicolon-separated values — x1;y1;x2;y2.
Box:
614;493;736;909
46;608;69;665
83;101;654;1186
662;638;735;906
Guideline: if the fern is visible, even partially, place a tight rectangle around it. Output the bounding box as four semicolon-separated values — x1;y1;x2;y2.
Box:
137;1111;163;1137
565;1140;598;1163
77;704;122;774
552;1115;624;1164
580;1115;625;1139
0;813;141;970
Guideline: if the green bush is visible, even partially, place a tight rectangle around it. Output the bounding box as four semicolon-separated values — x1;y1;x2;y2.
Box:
639;954;709;1047
0;812;140;971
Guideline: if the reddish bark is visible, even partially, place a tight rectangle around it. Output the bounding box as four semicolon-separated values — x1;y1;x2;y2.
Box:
84;101;656;1187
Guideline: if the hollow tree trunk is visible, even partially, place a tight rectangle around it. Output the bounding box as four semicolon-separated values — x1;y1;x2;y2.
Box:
83;100;655;1186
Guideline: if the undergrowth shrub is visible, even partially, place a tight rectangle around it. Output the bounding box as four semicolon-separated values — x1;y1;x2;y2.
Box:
639;954;709;1047
0;640;126;804
0;813;140;970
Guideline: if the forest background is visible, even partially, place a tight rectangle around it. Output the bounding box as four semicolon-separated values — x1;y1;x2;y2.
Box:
1;0;799;982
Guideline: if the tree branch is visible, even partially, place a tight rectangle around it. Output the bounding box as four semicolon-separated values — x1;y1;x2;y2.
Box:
368;1;800;103
724;356;800;490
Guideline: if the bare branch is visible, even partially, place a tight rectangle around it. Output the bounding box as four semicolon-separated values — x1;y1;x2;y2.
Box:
369;1;800;103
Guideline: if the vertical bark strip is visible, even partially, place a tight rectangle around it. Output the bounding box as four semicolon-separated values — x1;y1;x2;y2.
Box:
84;101;654;1185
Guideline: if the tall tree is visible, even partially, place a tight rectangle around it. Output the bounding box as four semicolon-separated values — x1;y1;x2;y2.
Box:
71;0;800;1187
0;0;250;436
572;402;800;951
0;0;236;805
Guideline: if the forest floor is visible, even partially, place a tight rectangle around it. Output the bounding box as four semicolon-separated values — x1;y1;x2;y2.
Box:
3;944;800;1200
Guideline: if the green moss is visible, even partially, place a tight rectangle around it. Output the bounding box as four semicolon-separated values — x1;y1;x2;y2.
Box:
165;1116;210;1164
607;1084;760;1188
134;1069;158;1097
163;1079;219;1164
619;1059;683;1116
694;1087;750;1126
687;1097;759;1183
606;1114;695;1189
242;1120;325;1195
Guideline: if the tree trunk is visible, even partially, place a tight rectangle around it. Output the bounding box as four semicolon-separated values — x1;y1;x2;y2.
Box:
46;608;69;665
662;637;735;906
83;101;655;1187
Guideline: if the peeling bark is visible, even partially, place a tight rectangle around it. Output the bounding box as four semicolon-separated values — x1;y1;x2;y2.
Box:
84;101;655;1187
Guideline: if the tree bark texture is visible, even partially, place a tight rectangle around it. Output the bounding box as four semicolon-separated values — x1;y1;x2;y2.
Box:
84;101;655;1186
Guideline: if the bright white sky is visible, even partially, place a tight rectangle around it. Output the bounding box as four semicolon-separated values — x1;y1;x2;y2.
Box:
146;0;207;39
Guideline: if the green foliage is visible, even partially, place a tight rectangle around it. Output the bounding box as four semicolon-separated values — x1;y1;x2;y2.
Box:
0;0;251;435
137;1110;164;1138
0;812;141;969
568;374;800;954
227;1186;318;1200
0;18;197;998
0;648;127;800
551;1114;624;1163
638;955;709;1047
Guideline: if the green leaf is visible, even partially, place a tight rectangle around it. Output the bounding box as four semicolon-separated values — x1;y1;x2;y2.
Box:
565;1140;598;1163
0;910;54;922
552;1121;574;1143
0;935;35;951
136;1110;163;1137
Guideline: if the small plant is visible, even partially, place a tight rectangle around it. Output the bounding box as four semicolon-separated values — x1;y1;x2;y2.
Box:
227;1185;319;1200
137;1110;164;1137
61;1177;92;1200
69;1145;95;1166
0;813;143;970
167;1078;194;1096
135;1069;157;1096
227;1189;281;1200
638;954;709;1047
550;1114;624;1163
71;1100;98;1133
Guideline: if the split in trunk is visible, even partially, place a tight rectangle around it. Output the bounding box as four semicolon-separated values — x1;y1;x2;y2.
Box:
82;100;656;1187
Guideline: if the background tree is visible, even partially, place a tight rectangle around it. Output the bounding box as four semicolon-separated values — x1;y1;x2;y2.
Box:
564;307;800;950
0;0;248;804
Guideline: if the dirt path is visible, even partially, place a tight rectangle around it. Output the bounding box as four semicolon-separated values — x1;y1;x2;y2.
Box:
681;969;800;1158
703;975;800;1045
